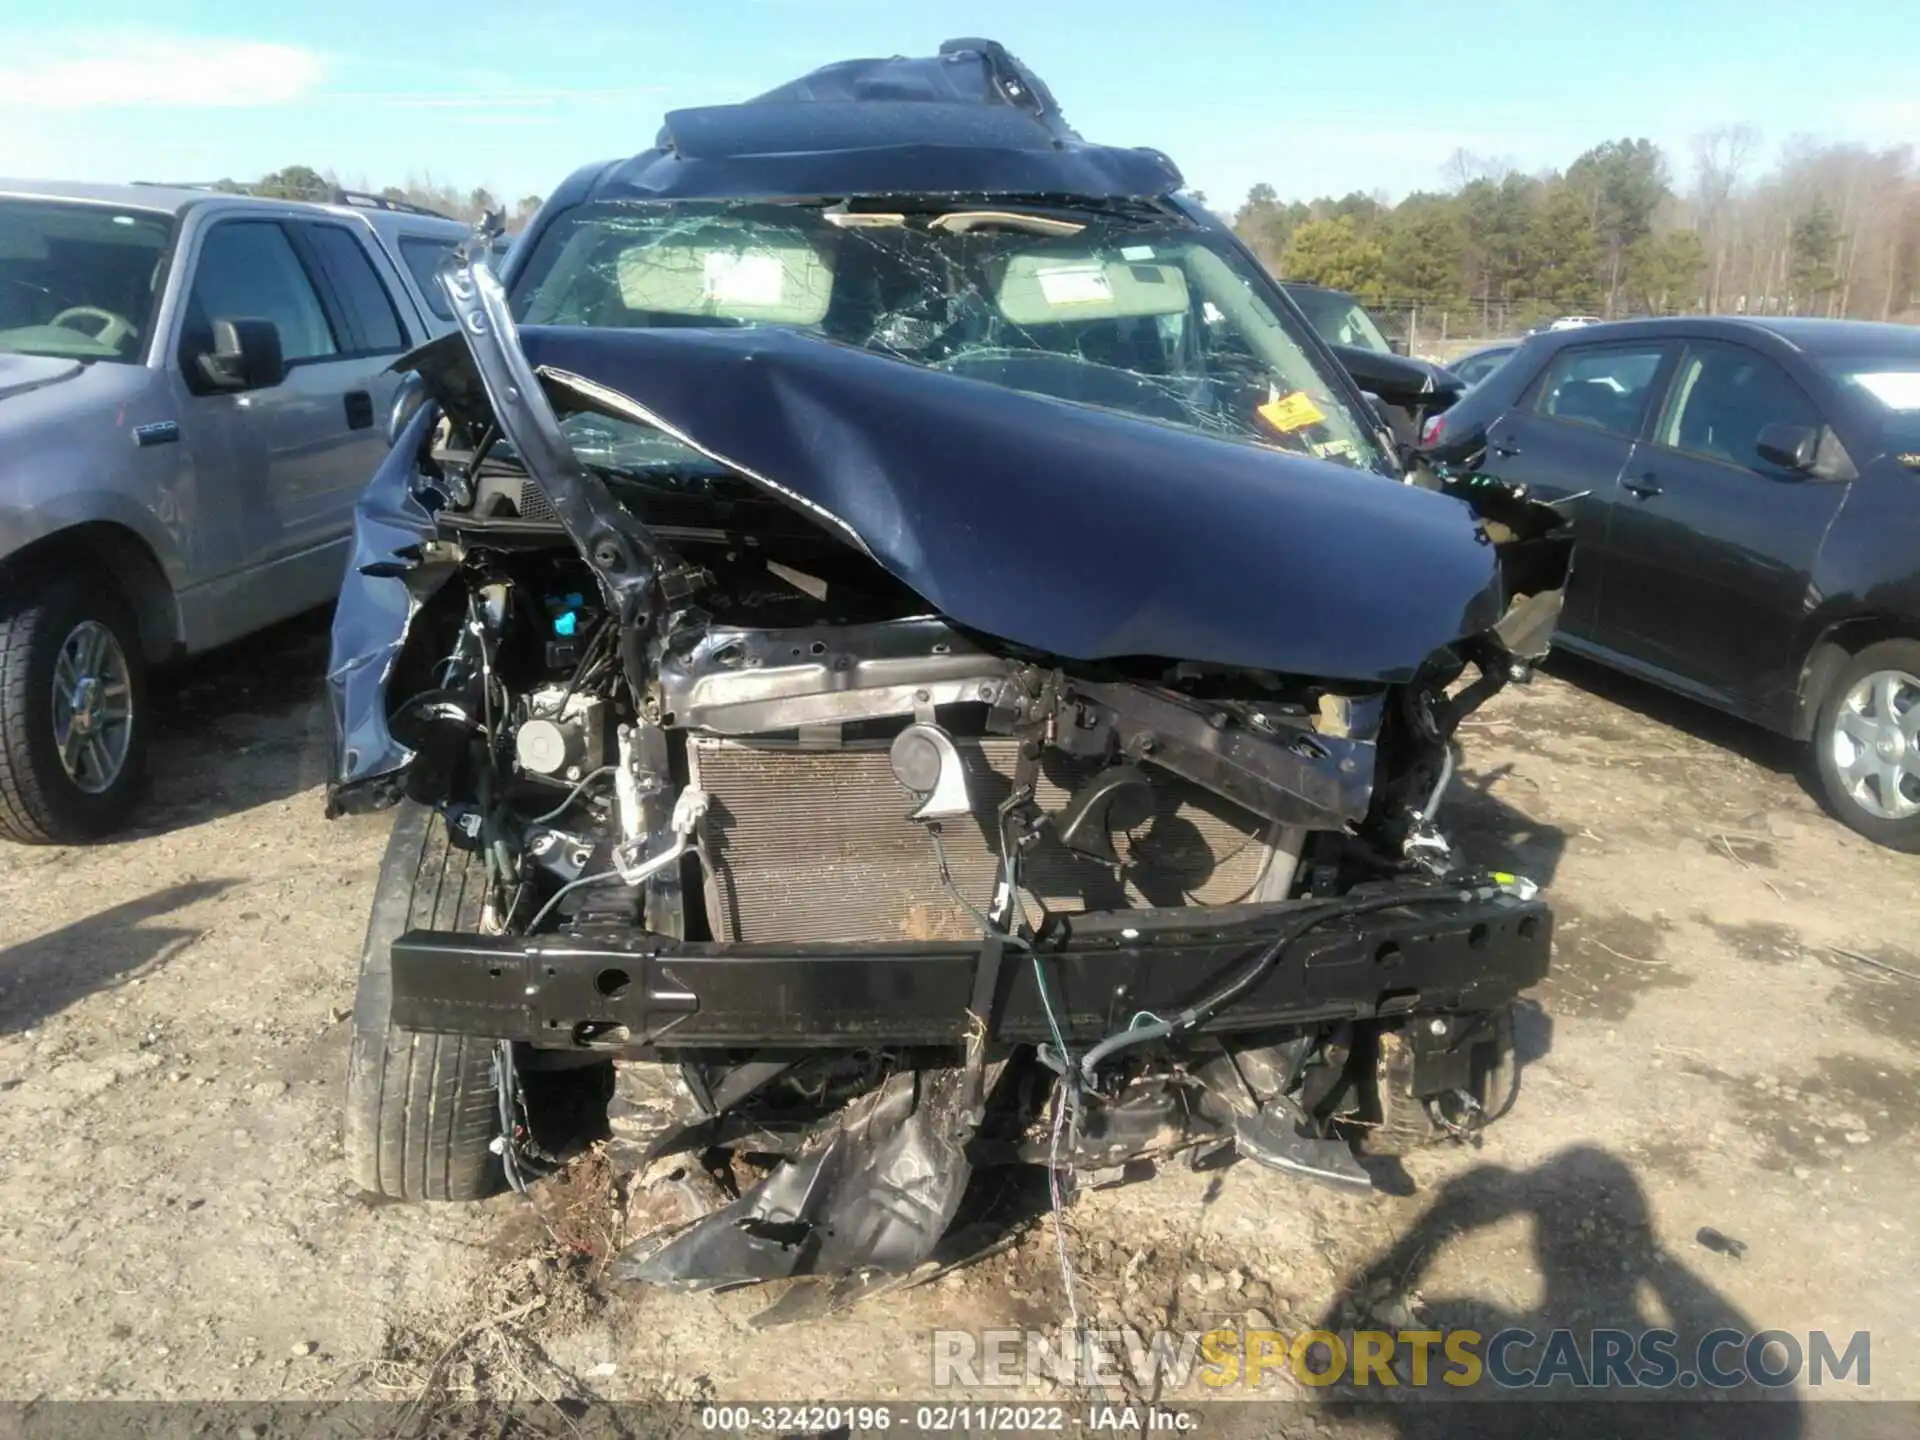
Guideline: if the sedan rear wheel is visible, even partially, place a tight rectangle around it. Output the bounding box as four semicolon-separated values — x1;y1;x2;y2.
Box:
1814;640;1920;852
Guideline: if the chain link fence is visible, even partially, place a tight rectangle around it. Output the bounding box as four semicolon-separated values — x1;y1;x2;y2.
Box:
1363;297;1706;362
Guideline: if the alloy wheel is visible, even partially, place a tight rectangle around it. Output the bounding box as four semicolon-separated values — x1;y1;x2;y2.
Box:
50;619;135;795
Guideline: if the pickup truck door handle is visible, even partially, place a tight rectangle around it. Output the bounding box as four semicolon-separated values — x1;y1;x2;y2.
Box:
343;390;374;430
1623;472;1663;499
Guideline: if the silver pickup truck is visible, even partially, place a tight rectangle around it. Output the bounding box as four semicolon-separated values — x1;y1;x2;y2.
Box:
0;181;471;843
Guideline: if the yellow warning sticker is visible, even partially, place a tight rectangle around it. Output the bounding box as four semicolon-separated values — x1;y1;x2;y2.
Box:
1257;390;1327;433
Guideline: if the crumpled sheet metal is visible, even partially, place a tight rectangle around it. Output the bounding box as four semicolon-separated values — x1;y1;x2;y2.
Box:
579;43;1184;206
329;317;1526;804
443;324;1511;682
613;1066;976;1291
324;404;447;812
592;130;1182;207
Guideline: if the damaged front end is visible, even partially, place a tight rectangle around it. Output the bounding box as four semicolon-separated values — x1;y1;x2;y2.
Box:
327;77;1571;1301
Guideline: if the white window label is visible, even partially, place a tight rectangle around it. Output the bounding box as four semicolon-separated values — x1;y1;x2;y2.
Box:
1036;265;1113;306
703;251;785;306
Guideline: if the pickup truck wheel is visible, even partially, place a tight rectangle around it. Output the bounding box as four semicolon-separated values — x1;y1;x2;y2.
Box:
345;801;504;1201
0;576;149;844
1812;640;1920;853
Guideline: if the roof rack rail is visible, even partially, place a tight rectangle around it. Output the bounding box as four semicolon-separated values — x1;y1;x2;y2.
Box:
130;179;458;222
328;188;458;221
135;179;331;202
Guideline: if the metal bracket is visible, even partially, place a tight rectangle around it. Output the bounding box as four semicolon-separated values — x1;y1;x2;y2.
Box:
992;716;1049;933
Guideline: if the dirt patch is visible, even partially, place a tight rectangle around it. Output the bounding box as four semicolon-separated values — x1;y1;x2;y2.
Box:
355;1151;696;1420
1824;950;1920;1047
1535;904;1691;1021
1713;918;1808;967
1621;1136;1704;1184
1703;833;1779;869
1689;1052;1918;1174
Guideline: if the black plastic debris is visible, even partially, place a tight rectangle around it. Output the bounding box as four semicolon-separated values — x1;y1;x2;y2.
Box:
1695;1226;1748;1260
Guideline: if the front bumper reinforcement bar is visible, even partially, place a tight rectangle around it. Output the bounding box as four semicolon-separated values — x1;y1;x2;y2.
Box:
389;890;1551;1050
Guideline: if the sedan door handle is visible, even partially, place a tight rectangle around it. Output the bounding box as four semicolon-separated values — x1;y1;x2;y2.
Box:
1490;439;1522;457
1623;473;1663;499
344;390;374;430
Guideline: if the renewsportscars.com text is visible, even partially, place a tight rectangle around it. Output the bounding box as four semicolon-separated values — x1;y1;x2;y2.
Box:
931;1326;1871;1391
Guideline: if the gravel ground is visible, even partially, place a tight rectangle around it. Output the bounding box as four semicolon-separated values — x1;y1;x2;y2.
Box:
0;610;1914;1424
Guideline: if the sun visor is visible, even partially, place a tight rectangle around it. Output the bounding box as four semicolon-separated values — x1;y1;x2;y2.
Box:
616;228;834;324
995;256;1189;325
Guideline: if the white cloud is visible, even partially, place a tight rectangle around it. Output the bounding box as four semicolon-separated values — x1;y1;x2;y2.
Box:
0;38;325;109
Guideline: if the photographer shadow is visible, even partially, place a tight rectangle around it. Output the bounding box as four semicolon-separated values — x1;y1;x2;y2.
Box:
1310;1146;1805;1438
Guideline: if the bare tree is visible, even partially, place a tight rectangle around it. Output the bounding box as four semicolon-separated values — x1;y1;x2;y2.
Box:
1692;124;1759;311
1442;148;1518;192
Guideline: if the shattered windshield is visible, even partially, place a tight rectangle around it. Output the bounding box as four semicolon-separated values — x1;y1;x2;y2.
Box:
0;200;172;362
509;201;1385;473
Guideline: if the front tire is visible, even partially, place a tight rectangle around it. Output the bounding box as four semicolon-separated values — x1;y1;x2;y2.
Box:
1812;639;1920;853
344;801;504;1200
0;575;149;844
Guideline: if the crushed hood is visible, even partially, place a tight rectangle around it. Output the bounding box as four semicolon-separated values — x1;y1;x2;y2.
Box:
412;321;1523;684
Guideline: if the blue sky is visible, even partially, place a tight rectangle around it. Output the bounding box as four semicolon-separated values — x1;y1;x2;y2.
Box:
1;0;1914;211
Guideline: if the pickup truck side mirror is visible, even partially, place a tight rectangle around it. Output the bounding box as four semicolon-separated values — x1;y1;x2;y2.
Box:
196;317;286;392
1756;421;1819;474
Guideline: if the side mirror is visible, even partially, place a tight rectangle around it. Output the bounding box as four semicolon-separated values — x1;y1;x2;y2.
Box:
1330;342;1467;413
195;317;285;392
1756;421;1819;473
1387;337;1409;357
385;371;429;447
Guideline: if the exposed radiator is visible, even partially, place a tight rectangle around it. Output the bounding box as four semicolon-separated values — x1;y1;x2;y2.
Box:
688;735;1277;944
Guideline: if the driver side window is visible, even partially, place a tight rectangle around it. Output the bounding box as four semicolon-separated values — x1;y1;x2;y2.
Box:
180;221;337;367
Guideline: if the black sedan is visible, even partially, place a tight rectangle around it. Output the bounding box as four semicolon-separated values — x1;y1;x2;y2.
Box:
1420;316;1920;849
